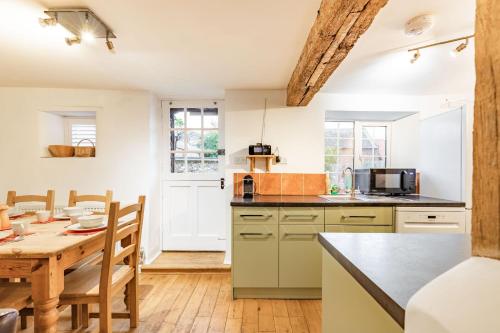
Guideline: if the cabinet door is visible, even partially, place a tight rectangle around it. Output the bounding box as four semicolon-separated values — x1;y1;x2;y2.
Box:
279;207;324;225
326;225;393;233
233;207;279;225
233;224;279;288
279;224;325;288
326;207;393;226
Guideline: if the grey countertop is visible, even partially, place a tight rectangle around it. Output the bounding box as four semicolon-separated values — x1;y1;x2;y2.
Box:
318;233;471;328
230;194;466;207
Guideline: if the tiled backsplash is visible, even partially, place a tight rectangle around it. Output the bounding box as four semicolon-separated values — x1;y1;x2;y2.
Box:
233;173;328;196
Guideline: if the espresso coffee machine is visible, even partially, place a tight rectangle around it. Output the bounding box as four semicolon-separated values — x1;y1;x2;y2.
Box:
243;175;255;199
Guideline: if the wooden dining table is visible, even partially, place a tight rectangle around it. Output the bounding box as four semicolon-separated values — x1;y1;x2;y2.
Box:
0;217;106;333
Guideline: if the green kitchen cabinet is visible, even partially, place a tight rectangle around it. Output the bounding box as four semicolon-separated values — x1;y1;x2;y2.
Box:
325;207;394;226
279;207;324;225
232;224;279;288
279;224;325;288
233;207;278;225
326;225;393;233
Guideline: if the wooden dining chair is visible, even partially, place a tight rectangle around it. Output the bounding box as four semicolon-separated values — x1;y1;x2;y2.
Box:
6;190;55;214
59;196;146;332
68;190;113;215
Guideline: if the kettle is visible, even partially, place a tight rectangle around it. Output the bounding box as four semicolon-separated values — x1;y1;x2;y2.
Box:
243;175;255;199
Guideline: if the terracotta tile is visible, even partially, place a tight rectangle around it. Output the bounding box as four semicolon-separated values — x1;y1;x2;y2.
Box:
237;173;260;196
304;174;327;195
259;173;281;195
282;173;304;195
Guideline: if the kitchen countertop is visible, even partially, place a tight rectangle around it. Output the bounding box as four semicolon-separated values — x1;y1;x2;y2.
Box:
318;233;471;328
230;194;466;207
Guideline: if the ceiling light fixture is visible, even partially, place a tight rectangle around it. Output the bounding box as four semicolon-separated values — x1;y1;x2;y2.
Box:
105;31;115;53
408;34;474;64
65;36;81;46
410;49;420;64
40;8;116;52
39;17;57;27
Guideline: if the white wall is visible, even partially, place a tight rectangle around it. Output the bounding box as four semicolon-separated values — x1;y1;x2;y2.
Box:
0;87;162;263
223;89;474;262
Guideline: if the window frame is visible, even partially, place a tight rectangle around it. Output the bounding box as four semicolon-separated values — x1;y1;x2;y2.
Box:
165;100;223;176
324;120;392;184
64;117;97;147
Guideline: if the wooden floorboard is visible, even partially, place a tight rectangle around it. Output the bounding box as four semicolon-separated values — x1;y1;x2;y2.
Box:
142;252;231;273
19;273;321;333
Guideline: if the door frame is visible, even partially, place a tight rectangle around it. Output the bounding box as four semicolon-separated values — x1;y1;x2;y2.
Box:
160;99;226;251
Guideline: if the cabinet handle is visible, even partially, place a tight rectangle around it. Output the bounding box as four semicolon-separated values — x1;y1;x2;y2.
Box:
239;232;273;237
283;214;318;220
342;215;376;219
239;214;272;220
284;232;318;237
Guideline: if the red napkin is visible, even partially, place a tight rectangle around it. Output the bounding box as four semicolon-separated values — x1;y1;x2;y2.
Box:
31;217;59;224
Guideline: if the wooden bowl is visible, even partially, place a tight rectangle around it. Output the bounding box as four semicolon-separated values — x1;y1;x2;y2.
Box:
48;145;75;157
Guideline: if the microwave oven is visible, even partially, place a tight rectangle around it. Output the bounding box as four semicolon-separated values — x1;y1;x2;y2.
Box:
355;168;417;195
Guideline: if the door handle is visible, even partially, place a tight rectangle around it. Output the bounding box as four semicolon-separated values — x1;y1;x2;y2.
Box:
220;177;225;189
283;232;318;237
342;215;376;219
240;214;272;220
239;232;273;237
283;214;318;220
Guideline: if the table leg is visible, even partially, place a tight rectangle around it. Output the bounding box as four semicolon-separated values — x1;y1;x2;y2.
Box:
31;257;64;333
33;297;59;333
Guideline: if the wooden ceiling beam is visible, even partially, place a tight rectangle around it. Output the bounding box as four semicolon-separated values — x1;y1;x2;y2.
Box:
286;0;388;106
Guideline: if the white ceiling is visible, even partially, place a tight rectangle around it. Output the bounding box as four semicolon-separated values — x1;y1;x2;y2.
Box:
0;0;321;98
321;0;476;95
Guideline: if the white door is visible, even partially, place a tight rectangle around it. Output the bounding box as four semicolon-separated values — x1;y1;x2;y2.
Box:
162;100;226;251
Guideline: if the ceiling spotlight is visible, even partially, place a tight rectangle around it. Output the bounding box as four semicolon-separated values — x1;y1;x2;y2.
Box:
450;38;469;57
105;31;115;53
410;49;420;64
65;36;81;46
81;30;95;43
39;17;57;27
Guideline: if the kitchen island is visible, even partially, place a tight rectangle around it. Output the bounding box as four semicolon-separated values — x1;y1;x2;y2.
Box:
319;233;471;332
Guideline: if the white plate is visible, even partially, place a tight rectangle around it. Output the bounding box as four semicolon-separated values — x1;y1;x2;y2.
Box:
67;223;106;231
54;211;93;220
7;211;24;218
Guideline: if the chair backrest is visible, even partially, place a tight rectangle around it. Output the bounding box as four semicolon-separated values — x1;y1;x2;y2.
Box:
100;196;146;297
6;190;55;214
68;190;113;214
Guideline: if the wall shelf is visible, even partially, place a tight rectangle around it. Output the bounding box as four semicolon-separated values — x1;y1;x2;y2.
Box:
246;155;276;172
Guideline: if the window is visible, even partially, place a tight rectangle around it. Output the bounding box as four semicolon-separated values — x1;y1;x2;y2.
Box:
65;118;97;147
169;105;219;173
325;121;390;186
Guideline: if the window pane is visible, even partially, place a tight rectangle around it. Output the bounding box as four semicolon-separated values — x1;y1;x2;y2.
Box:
171;153;186;173
204;108;218;128
186;130;202;151
72;124;96;146
203;130;219;151
186;108;202;128
170;108;184;129
187;152;202;172
170;130;185;151
203;153;218;172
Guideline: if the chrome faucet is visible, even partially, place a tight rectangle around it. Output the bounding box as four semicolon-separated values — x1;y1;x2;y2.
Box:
343;167;356;199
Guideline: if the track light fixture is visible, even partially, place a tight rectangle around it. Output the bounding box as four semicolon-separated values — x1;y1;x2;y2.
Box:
408;34;474;64
410;49;420;64
39;17;57;27
65;36;81;46
39;9;116;53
